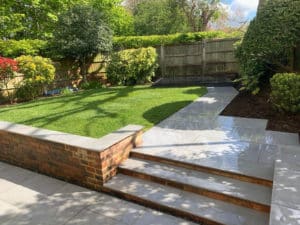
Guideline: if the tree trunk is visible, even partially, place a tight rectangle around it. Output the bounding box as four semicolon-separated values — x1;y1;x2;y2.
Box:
80;57;88;83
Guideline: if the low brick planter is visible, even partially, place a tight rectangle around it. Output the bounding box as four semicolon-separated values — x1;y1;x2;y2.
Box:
0;121;143;190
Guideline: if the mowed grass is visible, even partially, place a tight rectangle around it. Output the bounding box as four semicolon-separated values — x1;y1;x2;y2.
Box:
0;85;206;138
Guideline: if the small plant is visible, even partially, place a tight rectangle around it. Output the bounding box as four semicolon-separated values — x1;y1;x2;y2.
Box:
60;87;73;96
0;57;19;103
107;47;158;85
80;81;104;90
270;73;300;113
16;55;55;100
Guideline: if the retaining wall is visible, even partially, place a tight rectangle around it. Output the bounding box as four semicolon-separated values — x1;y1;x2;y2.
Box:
0;121;143;190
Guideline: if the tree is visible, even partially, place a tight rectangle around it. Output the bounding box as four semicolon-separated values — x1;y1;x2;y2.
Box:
0;4;24;39
211;5;248;32
0;0;133;40
52;5;113;82
176;0;222;32
90;0;134;36
133;0;188;35
107;6;134;36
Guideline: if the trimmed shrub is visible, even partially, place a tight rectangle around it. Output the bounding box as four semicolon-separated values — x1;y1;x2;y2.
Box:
0;39;47;58
16;55;55;100
270;73;300;113
107;47;158;85
236;0;300;93
113;31;242;50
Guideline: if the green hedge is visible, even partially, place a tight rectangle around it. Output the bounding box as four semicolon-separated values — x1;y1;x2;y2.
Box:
0;39;48;58
113;31;242;49
0;31;241;59
107;47;158;85
270;73;300;113
236;0;300;93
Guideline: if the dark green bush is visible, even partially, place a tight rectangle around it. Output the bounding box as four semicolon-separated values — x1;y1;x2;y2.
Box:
0;39;47;58
80;81;104;90
113;31;242;50
270;73;300;113
236;0;300;93
107;47;158;85
16;83;42;101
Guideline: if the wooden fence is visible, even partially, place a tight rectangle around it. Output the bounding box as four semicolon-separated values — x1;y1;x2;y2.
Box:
156;38;240;84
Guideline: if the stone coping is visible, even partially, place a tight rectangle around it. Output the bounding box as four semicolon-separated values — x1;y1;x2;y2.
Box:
0;121;144;152
269;145;300;225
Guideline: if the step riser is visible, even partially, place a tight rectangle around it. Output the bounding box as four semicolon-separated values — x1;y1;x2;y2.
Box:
101;186;224;225
119;167;270;213
131;152;273;187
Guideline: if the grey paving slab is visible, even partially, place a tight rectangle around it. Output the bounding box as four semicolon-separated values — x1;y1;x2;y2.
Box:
0;162;195;225
269;145;300;225
270;204;300;225
105;174;269;225
134;141;276;181
121;158;272;205
135;86;299;181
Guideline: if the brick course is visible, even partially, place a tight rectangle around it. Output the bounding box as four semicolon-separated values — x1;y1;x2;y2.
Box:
0;122;143;190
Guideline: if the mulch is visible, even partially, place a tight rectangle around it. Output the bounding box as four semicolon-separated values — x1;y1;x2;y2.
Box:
221;86;300;135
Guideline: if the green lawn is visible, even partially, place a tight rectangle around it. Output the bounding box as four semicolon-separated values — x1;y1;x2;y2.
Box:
0;85;206;138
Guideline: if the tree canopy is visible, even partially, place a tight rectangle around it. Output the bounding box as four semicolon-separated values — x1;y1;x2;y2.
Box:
0;0;133;39
52;5;113;80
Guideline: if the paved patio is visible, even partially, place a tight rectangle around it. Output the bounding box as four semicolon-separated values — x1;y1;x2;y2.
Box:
0;162;195;225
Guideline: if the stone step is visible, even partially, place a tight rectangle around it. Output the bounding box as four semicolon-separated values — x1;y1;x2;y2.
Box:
131;151;273;187
103;174;269;225
119;158;272;213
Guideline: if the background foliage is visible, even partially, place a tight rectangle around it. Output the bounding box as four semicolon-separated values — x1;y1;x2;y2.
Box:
0;39;48;58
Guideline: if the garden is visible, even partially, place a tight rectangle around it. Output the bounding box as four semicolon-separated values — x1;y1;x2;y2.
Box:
0;0;299;136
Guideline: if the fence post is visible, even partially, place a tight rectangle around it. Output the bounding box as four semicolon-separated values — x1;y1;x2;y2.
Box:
160;45;166;77
201;39;206;77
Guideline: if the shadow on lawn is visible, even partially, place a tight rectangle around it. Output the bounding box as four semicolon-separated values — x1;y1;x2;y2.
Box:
0;86;146;135
0;86;205;137
143;101;192;125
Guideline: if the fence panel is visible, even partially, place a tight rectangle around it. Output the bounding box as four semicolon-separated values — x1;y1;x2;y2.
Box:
157;38;240;82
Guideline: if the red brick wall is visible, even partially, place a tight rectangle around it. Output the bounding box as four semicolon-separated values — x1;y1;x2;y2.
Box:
0;127;143;190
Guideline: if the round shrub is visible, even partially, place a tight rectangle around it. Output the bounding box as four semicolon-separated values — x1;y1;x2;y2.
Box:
16;55;55;100
270;73;300;113
107;47;158;85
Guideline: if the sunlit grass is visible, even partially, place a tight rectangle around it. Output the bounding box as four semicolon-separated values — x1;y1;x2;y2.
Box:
0;85;206;138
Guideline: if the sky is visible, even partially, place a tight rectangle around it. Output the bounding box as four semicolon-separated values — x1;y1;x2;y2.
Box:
221;0;259;20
